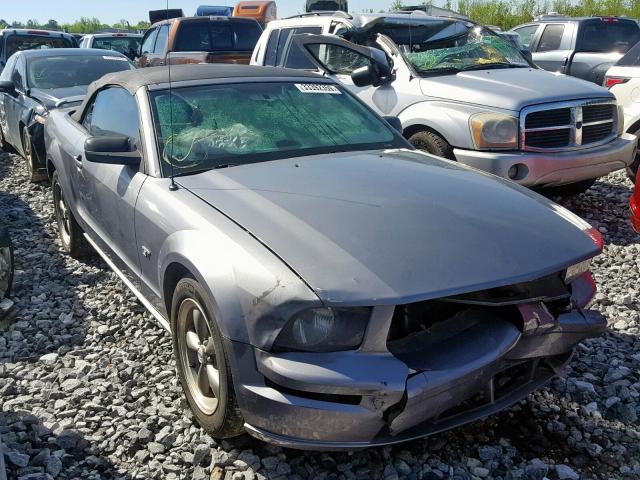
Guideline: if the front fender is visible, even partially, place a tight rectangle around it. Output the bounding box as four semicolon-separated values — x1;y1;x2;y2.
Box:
157;228;322;349
397;100;481;150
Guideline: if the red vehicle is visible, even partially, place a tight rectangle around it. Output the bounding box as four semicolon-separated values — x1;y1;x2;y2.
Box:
631;175;640;232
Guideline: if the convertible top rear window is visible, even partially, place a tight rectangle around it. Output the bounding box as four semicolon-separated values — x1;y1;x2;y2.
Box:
150;81;402;177
6;35;73;58
27;55;133;89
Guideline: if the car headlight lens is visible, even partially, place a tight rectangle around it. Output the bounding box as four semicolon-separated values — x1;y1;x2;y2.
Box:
273;307;371;352
617;103;625;136
470;112;519;150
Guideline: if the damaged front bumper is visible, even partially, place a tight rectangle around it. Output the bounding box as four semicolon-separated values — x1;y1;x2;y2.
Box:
228;306;605;450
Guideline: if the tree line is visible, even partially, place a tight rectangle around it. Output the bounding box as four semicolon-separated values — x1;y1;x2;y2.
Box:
0;17;150;34
390;0;640;29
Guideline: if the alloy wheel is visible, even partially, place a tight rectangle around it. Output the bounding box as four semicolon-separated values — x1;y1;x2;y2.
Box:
177;298;221;415
53;182;72;246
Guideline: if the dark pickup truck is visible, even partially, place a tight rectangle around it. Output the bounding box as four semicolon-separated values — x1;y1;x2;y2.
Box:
138;15;263;67
511;15;640;85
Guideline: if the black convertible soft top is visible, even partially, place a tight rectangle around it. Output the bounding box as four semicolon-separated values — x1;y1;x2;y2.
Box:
72;64;325;122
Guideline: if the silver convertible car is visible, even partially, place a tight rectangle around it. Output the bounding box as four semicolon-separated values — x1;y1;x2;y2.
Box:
44;64;606;449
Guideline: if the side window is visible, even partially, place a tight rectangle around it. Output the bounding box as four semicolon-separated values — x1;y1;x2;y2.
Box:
11;56;25;91
153;25;169;54
83;87;140;147
308;44;372;75
537;24;565;52
140;28;158;55
281;27;323;69
512;25;539;49
264;29;279;66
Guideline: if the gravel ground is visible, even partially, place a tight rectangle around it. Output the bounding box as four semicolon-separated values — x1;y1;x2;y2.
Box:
1;149;639;480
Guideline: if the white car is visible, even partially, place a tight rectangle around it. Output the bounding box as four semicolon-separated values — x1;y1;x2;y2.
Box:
604;41;640;180
79;33;142;61
251;12;636;194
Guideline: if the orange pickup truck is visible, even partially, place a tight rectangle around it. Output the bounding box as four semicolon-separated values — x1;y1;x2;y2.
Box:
138;15;263;67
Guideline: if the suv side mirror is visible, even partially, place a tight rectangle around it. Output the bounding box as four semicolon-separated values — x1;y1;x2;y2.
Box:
351;47;393;88
84;136;141;166
0;80;17;96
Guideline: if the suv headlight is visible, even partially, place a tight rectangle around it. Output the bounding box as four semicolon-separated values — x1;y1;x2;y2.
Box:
273;307;371;352
470;112;519;150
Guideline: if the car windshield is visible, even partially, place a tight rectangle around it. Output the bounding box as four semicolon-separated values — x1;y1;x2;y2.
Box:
579;20;640;53
93;37;141;59
174;21;262;52
27;55;133;89
369;19;529;74
150;81;403;176
616;40;640;66
6;35;73;58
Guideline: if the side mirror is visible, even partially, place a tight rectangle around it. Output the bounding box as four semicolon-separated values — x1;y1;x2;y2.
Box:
84;135;141;166
382;116;403;134
352;65;383;87
0;80;17;96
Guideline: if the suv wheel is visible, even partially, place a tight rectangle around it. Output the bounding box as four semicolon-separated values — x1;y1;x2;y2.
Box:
172;278;244;438
408;130;455;160
52;171;90;258
22;128;46;183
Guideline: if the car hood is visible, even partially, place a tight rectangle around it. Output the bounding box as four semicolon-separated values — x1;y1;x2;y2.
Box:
30;86;89;109
420;68;612;112
177;149;599;304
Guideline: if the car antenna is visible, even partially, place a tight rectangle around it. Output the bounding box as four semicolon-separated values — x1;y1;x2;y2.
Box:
167;0;178;192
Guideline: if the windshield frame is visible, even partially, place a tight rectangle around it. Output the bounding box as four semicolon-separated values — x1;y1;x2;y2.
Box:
365;18;530;77
147;79;410;178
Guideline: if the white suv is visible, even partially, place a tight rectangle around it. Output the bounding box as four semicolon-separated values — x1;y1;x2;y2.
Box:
251;12;636;194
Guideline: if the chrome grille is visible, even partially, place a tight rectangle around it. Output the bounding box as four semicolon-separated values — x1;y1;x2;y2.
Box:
521;99;617;152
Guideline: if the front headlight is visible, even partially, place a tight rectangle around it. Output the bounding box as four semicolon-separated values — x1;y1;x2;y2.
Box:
617;103;625;136
470;112;519;150
273;307;371;352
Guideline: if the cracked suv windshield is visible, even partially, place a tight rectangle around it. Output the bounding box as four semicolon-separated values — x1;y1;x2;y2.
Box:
151;81;403;176
373;19;529;74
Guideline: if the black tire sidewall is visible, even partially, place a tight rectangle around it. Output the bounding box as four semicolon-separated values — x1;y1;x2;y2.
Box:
408;130;453;159
171;278;238;435
52;171;77;253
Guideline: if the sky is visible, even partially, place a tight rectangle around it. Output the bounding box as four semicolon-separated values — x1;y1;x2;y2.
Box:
0;0;434;24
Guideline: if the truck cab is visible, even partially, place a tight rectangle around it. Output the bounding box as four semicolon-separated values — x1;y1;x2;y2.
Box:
252;12;636;193
139;16;263;67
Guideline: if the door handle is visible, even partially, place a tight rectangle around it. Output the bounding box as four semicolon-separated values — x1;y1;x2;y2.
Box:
73;154;82;169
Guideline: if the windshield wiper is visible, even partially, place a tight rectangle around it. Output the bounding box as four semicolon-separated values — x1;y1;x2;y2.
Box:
459;63;527;71
169;163;239;178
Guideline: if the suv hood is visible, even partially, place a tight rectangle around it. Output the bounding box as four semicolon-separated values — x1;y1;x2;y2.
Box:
420;68;613;112
30;86;89;110
177;149;599;304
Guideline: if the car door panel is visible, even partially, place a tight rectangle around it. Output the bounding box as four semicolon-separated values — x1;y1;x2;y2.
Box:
75;87;146;282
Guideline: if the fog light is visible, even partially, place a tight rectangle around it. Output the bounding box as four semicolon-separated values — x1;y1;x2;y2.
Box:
507;163;528;181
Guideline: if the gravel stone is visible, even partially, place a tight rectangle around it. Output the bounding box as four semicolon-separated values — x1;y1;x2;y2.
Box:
1;149;640;479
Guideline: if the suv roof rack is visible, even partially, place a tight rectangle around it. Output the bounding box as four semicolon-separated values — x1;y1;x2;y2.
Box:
285;11;352;20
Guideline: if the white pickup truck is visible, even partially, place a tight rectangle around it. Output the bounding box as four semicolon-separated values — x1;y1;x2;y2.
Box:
251;12;637;194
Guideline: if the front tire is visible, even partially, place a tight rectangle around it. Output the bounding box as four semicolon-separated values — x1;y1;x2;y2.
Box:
52;171;90;258
408;130;455;159
22;128;46;183
172;278;244;438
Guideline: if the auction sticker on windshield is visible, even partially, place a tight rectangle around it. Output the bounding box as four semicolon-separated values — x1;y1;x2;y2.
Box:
295;84;341;94
103;56;129;61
